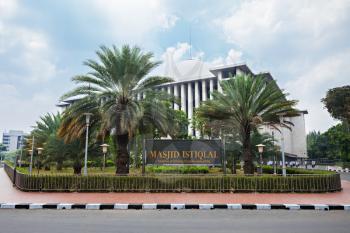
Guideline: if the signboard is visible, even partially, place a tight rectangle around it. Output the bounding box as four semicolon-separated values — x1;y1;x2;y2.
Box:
144;139;223;165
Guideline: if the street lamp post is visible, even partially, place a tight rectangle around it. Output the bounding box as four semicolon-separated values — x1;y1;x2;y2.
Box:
29;135;35;175
271;129;277;175
256;144;265;175
19;137;24;167
37;147;43;175
83;113;92;176
100;144;109;170
277;114;287;177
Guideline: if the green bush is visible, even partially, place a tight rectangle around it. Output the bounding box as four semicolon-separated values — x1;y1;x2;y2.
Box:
9;172;341;193
146;166;209;174
261;165;335;175
62;160;73;168
106;159;114;167
18;161;30;167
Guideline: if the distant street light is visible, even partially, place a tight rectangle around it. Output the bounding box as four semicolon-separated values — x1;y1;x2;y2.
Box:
256;144;265;175
29;135;35;175
100;143;109;170
83;113;93;176
37;147;43;175
19;137;24;167
37;147;43;155
270;127;277;175
277;113;287;177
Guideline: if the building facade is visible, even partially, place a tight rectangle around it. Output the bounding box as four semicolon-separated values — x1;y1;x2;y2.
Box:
58;59;308;159
156;60;308;159
2;130;25;152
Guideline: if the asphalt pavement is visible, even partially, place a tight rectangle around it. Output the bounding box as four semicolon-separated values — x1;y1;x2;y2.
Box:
0;210;349;233
340;172;350;181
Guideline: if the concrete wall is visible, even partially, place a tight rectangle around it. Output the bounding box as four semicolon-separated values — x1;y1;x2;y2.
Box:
259;113;308;158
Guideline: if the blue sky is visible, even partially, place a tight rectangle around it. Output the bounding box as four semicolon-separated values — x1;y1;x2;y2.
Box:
1;0;350;138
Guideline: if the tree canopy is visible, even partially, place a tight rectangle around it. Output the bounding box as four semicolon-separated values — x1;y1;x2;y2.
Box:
60;45;176;174
196;74;298;174
307;123;350;162
322;85;350;123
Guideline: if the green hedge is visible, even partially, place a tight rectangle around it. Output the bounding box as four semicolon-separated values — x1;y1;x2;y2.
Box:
3;166;341;193
146;166;209;174
12;173;341;193
4;162;341;193
261;166;335;175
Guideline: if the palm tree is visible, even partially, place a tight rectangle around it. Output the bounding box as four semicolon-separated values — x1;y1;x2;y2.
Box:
196;74;298;174
32;113;61;145
28;113;62;171
60;45;174;174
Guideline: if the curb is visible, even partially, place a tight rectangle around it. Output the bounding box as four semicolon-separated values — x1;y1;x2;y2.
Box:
0;203;350;211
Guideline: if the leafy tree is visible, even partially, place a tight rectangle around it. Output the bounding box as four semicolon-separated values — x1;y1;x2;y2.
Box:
60;45;175;174
172;110;190;139
325;123;350;162
307;131;330;160
322;85;350;124
196;74;298;174
29;113;63;170
0;143;6;151
0;143;6;160
307;124;350;162
27;112;95;174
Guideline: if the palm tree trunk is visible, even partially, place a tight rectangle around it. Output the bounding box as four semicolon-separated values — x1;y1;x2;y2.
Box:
232;155;236;174
116;133;130;174
73;160;82;175
243;129;254;174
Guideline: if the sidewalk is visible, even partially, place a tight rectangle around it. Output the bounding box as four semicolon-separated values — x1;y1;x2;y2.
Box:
1;168;349;204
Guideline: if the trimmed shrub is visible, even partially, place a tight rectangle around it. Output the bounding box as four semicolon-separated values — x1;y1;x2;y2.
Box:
146;166;209;174
261;165;335;175
3;162;341;193
106;159;114;167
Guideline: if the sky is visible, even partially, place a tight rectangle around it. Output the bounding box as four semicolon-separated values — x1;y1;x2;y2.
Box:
1;0;350;139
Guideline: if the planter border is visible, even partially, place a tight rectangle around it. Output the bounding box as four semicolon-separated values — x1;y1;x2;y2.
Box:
4;163;342;193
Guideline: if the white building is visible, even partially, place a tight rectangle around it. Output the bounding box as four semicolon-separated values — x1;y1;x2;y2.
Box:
58;59;308;159
2;130;25;152
157;59;308;159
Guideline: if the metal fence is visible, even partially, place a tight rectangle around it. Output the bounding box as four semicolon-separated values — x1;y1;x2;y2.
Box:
3;163;342;193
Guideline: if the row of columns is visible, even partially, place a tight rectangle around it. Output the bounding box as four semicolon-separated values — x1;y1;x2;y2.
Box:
138;71;224;138
175;74;222;137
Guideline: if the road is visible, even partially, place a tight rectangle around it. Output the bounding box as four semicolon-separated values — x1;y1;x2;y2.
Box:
0;210;349;233
340;172;350;181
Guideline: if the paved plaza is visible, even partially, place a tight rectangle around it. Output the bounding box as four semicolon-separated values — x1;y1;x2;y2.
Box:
1;168;350;204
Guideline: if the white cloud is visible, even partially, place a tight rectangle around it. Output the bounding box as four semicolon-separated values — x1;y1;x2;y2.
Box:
208;48;243;67
159;14;179;29
218;0;350;55
0;84;58;136
225;49;243;64
162;42;191;62
0;0;62;139
90;0;178;42
0;1;58;83
217;0;350;132
285;50;350;132
0;0;18;20
160;43;244;75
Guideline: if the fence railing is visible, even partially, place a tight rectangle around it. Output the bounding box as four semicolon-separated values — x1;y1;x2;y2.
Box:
3;163;342;193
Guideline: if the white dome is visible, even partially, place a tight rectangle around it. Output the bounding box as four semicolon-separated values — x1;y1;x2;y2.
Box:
163;59;215;82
